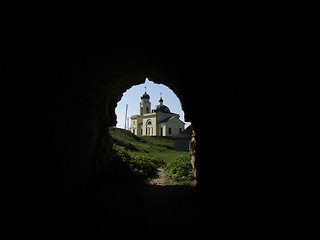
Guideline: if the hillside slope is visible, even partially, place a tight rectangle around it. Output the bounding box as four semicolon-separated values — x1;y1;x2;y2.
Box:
109;127;188;164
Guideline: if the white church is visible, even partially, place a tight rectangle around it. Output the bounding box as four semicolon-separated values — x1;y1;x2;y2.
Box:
130;88;185;137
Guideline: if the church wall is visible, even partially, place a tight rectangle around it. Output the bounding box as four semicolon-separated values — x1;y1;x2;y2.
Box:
165;121;185;136
151;117;157;136
133;112;184;137
140;101;151;115
142;114;157;136
138;124;143;136
131;115;143;136
159;124;167;137
158;122;184;137
168;117;185;136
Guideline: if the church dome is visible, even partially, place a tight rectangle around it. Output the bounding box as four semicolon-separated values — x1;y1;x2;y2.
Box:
152;104;171;113
152;94;170;113
141;92;150;100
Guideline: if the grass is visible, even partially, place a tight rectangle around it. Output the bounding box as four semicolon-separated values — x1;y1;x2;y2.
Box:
109;127;192;184
112;144;165;183
109;127;189;164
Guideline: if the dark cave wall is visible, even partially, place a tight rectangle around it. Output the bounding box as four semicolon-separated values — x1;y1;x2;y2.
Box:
2;16;193;203
2;5;319;216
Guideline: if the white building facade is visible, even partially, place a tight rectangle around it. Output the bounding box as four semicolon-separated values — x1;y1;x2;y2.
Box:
130;90;185;137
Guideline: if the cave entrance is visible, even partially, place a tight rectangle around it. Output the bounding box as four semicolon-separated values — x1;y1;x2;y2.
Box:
109;78;195;187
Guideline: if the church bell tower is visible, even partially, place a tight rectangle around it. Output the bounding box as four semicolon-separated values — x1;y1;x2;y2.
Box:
140;87;151;115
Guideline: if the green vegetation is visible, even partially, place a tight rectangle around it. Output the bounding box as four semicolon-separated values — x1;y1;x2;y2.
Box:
112;144;164;183
109;127;193;185
109;127;189;164
166;155;194;183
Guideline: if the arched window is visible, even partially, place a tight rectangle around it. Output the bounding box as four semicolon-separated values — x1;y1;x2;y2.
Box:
147;119;152;125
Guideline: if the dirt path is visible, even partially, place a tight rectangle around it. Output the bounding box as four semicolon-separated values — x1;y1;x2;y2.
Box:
149;168;169;186
149;167;197;187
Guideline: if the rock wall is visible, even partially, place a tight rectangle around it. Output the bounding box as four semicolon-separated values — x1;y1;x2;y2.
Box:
189;129;197;179
2;8;319;233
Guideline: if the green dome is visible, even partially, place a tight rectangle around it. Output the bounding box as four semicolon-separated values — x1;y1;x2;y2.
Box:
141;92;150;100
152;105;171;113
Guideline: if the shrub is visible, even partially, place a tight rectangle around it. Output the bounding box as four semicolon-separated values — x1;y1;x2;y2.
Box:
166;155;194;184
112;144;164;183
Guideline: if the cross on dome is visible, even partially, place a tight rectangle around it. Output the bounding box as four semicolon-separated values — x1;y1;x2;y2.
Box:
159;93;163;105
141;86;150;100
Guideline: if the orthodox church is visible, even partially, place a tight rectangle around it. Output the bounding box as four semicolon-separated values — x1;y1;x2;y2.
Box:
130;88;185;137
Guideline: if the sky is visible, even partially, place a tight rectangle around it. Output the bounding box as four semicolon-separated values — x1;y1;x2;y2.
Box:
115;78;191;129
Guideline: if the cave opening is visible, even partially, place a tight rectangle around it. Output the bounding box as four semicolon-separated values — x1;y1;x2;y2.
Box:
108;78;196;189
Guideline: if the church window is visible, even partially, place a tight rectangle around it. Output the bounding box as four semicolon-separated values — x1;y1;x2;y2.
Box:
179;127;182;133
146;107;149;113
168;127;172;135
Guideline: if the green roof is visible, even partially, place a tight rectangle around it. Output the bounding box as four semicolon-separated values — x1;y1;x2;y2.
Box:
141;92;150;99
152;105;170;113
158;116;175;123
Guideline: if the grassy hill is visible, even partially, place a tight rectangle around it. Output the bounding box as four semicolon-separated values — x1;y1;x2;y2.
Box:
109;127;193;185
109;127;189;164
